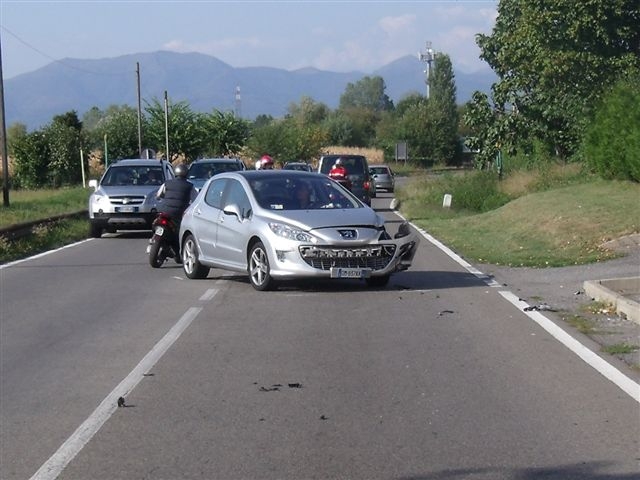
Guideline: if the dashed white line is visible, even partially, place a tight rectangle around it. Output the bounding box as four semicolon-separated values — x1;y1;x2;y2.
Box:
29;306;204;480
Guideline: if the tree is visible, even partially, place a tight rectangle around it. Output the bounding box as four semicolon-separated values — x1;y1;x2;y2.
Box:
45;117;85;186
339;76;394;112
473;0;640;160
145;98;207;163
287;96;330;126
90;105;140;161
246;118;327;162
428;54;462;165
203;110;250;157
10;130;49;188
582;71;640;181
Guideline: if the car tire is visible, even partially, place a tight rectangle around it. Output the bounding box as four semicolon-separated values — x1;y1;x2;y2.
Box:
89;222;102;238
248;241;276;291
366;274;390;288
182;234;210;279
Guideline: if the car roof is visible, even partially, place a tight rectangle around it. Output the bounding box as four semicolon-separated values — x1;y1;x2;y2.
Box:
111;159;168;166
191;158;241;164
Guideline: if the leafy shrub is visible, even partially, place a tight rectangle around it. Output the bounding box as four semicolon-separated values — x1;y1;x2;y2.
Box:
582;73;640;182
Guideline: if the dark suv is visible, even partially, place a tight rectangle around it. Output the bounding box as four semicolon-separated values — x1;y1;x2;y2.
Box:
317;154;374;205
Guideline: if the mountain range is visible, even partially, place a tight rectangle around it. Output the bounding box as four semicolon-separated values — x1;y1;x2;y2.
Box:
4;51;497;130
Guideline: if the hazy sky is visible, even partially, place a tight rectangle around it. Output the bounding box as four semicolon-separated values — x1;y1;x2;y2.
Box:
0;1;497;80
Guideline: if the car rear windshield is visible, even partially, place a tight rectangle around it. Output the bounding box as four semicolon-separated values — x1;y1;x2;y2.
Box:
370;166;391;175
320;156;367;176
188;162;242;179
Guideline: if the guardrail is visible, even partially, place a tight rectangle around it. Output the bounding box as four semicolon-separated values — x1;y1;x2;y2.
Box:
0;210;87;241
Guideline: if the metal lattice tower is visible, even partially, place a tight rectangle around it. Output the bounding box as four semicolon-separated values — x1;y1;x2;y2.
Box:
234;86;241;118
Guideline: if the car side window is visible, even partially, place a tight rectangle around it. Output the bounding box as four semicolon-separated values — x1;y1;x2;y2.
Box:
223;179;252;218
204;179;228;209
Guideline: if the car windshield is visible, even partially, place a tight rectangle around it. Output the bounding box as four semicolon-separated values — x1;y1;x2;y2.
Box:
249;174;362;210
188;162;242;179
371;166;390;174
101;166;164;186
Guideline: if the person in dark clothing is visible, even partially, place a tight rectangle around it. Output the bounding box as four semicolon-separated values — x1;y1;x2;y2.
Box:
155;163;196;260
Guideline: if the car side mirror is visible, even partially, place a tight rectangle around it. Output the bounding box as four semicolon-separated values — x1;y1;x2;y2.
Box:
88;179;98;189
223;204;243;220
394;221;411;239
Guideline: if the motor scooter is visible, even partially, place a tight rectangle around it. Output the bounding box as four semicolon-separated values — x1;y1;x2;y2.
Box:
146;212;179;268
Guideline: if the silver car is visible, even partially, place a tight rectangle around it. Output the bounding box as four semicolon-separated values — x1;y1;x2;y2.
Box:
179;170;419;290
370;165;395;192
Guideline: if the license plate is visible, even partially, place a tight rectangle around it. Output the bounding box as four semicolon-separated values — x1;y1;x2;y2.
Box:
116;206;137;213
330;267;371;279
154;226;164;236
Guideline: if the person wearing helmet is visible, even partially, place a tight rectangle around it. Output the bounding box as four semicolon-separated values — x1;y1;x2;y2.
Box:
156;163;197;260
329;157;347;179
256;154;274;170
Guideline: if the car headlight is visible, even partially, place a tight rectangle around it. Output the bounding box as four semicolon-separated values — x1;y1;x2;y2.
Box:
269;222;317;243
91;192;107;204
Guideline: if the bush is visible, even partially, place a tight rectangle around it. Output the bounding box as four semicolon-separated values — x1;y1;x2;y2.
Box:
582;73;640;182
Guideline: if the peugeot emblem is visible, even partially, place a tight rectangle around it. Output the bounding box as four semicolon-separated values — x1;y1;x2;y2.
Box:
338;229;357;239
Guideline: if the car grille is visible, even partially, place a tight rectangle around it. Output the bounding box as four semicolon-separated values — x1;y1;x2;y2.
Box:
299;245;396;271
109;195;146;206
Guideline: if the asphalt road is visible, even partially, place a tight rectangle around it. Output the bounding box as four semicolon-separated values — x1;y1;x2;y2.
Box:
1;192;639;480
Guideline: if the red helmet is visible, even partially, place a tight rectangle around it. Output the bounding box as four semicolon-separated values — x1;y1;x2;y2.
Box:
256;154;274;170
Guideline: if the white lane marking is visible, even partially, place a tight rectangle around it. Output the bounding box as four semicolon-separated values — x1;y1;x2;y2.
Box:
29;306;203;480
500;291;640;403
396;215;500;287
400;216;639;402
199;288;218;302
0;239;93;270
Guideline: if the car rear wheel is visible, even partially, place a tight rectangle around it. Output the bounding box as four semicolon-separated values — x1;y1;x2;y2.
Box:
248;241;276;291
182;234;210;279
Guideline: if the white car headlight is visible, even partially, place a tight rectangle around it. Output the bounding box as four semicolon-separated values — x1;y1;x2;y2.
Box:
269;222;317;243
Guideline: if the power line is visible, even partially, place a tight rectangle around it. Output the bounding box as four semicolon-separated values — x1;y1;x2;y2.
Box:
0;25;130;77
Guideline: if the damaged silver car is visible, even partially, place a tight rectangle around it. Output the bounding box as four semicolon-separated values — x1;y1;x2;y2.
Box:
179;170;419;290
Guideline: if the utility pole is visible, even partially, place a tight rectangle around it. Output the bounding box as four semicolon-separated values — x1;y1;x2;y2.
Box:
136;62;143;157
418;41;435;99
0;34;10;206
164;91;169;162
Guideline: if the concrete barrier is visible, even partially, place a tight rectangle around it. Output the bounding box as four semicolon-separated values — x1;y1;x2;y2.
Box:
583;276;640;324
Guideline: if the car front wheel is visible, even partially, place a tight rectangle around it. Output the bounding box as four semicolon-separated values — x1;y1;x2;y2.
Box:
248;241;276;291
182;234;210;279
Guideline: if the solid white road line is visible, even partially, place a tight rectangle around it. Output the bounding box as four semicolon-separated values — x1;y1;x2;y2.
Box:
405;216;640;403
500;290;640;403
29;306;205;480
0;239;94;270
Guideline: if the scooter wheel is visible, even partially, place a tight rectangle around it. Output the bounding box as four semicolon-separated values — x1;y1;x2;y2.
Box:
148;240;165;268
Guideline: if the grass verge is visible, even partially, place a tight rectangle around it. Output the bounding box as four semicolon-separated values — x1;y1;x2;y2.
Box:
398;175;639;267
0;187;88;227
0;218;90;264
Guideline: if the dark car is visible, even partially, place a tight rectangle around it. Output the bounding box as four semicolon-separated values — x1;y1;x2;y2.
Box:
283;161;313;172
317;154;374;205
187;158;246;191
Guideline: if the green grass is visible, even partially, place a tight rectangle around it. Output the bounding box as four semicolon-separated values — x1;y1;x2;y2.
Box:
0;187;89;227
564;315;600;335
398;175;639;267
0;218;90;263
601;343;640;355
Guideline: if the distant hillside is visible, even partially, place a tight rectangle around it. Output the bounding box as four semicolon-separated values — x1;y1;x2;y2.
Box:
4;51;496;130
